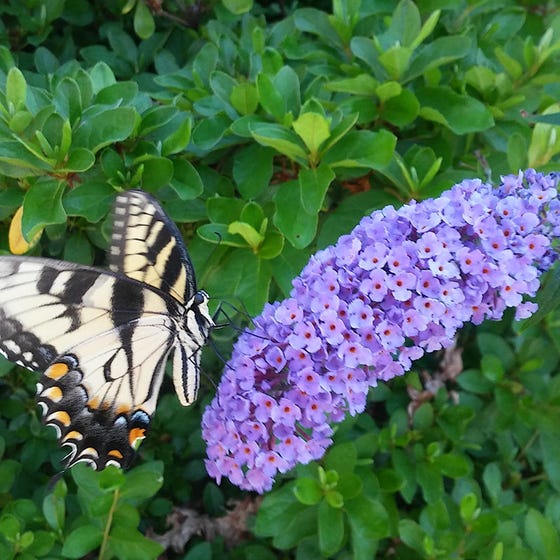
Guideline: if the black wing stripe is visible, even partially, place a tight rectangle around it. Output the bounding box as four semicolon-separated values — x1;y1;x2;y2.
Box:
109;190;196;303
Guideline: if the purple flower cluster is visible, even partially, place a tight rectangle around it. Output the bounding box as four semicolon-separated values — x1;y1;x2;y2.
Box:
202;170;560;493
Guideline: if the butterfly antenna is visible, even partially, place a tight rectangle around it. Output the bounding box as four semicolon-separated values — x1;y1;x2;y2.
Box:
210;299;270;341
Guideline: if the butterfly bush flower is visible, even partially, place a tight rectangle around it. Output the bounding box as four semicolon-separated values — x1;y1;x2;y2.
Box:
202;170;560;493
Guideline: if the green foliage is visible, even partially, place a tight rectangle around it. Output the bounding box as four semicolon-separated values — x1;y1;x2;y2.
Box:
0;0;559;558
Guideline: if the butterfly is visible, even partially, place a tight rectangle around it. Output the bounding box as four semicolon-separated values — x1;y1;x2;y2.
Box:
0;190;214;469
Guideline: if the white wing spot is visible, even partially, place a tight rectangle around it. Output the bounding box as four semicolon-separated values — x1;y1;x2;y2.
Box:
23;351;33;363
4;340;20;354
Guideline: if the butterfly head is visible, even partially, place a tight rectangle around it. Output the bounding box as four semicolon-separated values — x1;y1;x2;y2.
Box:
189;290;214;332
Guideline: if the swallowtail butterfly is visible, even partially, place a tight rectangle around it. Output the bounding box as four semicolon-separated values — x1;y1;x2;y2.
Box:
0;190;214;469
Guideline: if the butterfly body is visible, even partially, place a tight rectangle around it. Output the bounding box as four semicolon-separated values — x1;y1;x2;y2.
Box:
0;191;213;469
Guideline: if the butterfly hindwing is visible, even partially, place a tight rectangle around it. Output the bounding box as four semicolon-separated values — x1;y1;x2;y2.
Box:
0;190;214;469
0;256;178;467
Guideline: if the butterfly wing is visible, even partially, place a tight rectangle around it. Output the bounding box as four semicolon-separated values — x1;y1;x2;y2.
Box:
109;190;214;407
0;190;213;469
109;190;196;303
0;256;178;468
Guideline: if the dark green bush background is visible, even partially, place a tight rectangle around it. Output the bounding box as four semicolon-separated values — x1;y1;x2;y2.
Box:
0;0;560;558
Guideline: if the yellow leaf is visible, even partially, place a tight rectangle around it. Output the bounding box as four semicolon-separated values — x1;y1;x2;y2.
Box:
9;206;42;254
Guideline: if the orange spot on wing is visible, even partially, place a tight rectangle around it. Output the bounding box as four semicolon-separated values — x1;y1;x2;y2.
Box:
108;449;124;460
81;447;99;459
45;362;69;380
115;404;131;415
129;428;146;447
87;397;100;410
49;410;71;427
42;386;63;402
62;430;83;442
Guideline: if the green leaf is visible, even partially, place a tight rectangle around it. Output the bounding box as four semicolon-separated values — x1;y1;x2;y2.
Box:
240;202;264;230
322;129;396;169
293;478;322;505
271;243;311;296
228;221;264;249
170;159;204;200
61;148;95;172
528;103;560;167
541;433;560;492
22;180;67;240
0;460;20;493
191;114;231;151
134;0;155;39
407;36;471;81
416;86;494;134
9;110;33;134
324;74;378;95
292;112;331;157
525;509;560;559
379;45;412;80
192;43;219;89
89;61;117;93
139;106;178;136
325;442;357;473
434;453;470;478
96;82;139;105
232;251;271;315
140;157;174;192
198;224;245;247
250;123;307;162
274;66;301;117
274;180;317;249
120;463;164;504
233;144;274;199
63;181;115;223
6;67;27;111
162;114;192;156
299;164;335;214
207;196;244;224
64;232;94;265
230;82;259;115
460;493;478;523
257;73;286;122
318;500;344;557
416;461;443;504
258;231;284;260
456;369;494;394
0;140;53;177
108;526;164;560
61;525;103;558
43;480;67;533
223;0;253;15
254;484;302;537
294;8;344;50
380;89;419;127
74;107;136;153
398;519;425;552
347;495;389;540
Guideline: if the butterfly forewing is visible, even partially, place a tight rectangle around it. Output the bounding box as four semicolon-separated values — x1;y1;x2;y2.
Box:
0;190;213;470
109;190;197;304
